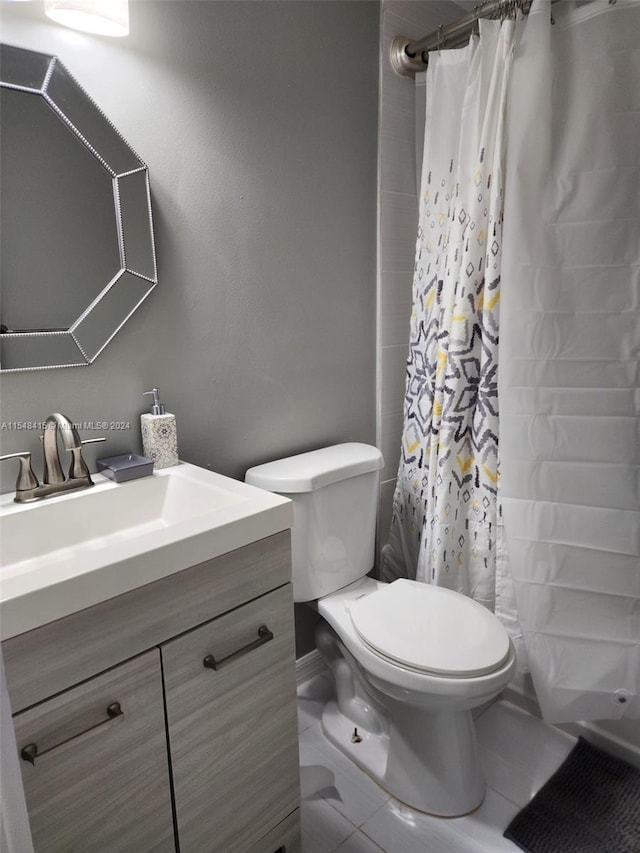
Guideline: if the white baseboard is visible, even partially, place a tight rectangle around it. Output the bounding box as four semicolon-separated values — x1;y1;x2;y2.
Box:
295;649;328;687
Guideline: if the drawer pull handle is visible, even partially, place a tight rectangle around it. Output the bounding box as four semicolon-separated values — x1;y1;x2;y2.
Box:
203;624;274;671
20;702;123;766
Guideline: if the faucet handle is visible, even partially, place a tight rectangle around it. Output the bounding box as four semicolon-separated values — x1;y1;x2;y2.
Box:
67;448;90;481
67;437;106;481
0;452;40;494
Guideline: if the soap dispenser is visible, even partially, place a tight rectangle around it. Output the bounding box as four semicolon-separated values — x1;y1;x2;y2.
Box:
140;387;179;469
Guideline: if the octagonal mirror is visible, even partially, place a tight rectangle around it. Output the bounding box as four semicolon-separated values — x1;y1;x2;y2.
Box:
0;43;157;372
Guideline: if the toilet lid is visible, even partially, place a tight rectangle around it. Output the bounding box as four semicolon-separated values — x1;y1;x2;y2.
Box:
349;579;511;677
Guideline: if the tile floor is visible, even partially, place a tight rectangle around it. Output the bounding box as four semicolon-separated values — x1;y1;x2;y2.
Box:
297;673;576;853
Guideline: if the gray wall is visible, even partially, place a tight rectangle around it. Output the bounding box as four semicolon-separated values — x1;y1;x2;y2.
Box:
0;0;379;657
0;0;378;476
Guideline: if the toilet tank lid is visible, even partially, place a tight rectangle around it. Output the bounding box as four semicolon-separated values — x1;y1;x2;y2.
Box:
245;443;383;493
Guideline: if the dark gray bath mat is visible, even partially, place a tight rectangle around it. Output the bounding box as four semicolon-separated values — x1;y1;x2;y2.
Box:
504;736;640;853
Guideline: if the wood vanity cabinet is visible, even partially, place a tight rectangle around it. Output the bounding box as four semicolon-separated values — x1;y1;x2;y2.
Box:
2;531;302;853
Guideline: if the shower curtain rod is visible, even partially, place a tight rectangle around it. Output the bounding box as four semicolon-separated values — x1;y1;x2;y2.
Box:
390;0;556;77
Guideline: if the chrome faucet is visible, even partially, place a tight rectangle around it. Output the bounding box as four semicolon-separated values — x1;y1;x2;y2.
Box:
0;413;105;503
42;413;91;485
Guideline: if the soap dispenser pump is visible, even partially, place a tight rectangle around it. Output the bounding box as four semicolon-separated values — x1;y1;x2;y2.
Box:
141;387;179;469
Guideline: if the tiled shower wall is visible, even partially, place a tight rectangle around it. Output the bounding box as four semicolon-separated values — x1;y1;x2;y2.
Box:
377;0;462;560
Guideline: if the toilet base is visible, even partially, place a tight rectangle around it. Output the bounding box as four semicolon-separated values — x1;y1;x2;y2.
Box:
321;698;486;817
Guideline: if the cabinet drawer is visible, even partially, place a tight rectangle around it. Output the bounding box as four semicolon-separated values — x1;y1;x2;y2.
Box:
13;649;175;853
3;531;291;713
162;584;300;853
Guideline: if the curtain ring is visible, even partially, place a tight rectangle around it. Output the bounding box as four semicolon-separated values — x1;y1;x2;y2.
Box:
437;25;443;51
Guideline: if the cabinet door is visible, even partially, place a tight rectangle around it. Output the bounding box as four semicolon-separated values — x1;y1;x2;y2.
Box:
13;649;175;853
162;584;300;853
248;809;302;853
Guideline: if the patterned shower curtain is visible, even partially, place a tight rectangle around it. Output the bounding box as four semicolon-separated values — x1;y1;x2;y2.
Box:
385;0;639;724
382;18;518;613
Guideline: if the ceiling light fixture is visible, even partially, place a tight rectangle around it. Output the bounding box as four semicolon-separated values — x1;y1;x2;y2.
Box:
44;0;129;37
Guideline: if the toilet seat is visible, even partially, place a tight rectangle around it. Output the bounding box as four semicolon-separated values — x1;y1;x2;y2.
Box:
348;579;511;678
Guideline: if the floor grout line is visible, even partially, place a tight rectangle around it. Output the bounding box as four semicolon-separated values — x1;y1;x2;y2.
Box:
485;782;522;810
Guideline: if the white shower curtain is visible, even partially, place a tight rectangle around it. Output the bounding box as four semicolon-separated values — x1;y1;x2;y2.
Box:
385;0;640;724
383;18;518;612
499;0;640;722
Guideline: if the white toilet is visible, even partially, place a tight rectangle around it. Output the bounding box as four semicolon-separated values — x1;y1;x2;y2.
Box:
246;442;516;817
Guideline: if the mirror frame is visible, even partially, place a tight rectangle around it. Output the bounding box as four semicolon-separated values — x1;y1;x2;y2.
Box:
0;44;157;373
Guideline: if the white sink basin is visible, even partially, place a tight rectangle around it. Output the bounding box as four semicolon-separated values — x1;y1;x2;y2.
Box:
2;465;246;566
0;462;292;640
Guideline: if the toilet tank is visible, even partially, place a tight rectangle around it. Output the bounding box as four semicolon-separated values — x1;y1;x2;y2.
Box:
245;443;383;602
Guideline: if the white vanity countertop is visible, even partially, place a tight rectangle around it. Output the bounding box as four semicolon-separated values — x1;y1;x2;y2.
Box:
0;462;292;641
